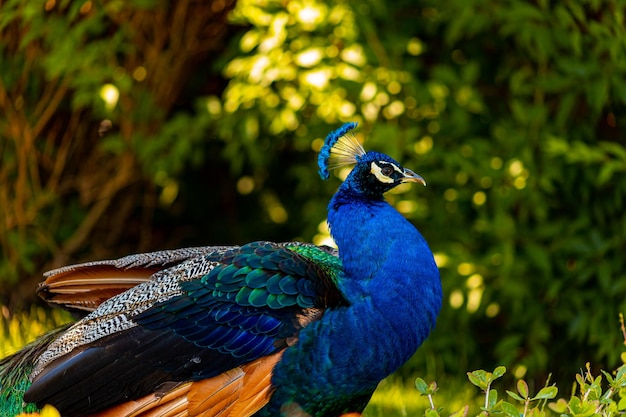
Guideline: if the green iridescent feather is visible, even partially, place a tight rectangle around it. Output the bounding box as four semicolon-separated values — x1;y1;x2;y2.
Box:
0;327;67;416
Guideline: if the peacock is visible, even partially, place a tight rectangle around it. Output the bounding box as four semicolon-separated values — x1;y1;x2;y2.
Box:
0;122;442;417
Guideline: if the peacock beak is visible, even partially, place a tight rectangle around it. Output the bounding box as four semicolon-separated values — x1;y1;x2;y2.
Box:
401;168;426;186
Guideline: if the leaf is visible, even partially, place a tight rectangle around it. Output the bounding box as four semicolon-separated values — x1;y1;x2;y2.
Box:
449;405;469;417
600;141;626;160
428;381;439;395
500;401;521;417
524;243;551;276
613;365;626;386
598;162;622;186
600;369;615;385
507;390;525;402
568;396;597;417
510;3;545;21
415;377;429;394
548;399;569;414
586;77;609;115
532;386;558;400
510;99;529;124
517;380;529;399
554;92;577;128
425;409;441;417
618;396;626;411
468;370;488;390
493;366;507;379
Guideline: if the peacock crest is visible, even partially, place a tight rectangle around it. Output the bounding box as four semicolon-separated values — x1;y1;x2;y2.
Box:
318;122;366;180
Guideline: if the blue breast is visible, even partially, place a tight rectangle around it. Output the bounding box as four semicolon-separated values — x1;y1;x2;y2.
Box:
258;189;442;416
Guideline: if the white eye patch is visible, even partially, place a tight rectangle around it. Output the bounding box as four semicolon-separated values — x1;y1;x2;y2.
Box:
370;161;402;183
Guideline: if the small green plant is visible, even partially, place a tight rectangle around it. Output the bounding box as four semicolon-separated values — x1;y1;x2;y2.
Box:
547;362;626;417
411;361;626;417
415;377;444;417
467;366;507;414
504;377;557;417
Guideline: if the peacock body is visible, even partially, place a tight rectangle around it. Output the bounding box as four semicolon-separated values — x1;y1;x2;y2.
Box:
0;122;442;417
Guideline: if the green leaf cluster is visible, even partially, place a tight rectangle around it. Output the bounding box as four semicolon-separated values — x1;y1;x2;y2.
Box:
414;363;626;417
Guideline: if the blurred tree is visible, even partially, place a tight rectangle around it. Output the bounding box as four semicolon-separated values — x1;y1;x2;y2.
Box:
1;0;625;387
0;0;236;303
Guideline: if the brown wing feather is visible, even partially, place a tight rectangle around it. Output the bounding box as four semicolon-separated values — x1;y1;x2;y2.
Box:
38;265;158;312
223;352;278;417
38;246;229;313
85;351;284;417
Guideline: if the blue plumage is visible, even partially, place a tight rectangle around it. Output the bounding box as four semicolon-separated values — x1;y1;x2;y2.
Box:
0;123;441;417
259;124;441;416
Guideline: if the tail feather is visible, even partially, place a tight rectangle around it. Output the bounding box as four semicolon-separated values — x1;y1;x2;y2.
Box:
84;352;283;417
0;325;69;416
38;246;229;314
38;265;159;314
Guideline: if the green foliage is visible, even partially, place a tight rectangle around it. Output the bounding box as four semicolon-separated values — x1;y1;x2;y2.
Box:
409;364;626;417
0;1;235;295
1;0;625;388
419;0;626;381
365;357;626;417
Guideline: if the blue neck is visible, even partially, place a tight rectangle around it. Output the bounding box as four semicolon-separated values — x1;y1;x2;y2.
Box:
326;187;441;337
261;185;442;416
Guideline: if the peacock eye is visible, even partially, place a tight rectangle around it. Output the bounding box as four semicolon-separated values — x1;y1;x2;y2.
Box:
380;165;394;176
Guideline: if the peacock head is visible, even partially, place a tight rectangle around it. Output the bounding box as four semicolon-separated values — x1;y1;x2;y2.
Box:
318;122;425;198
